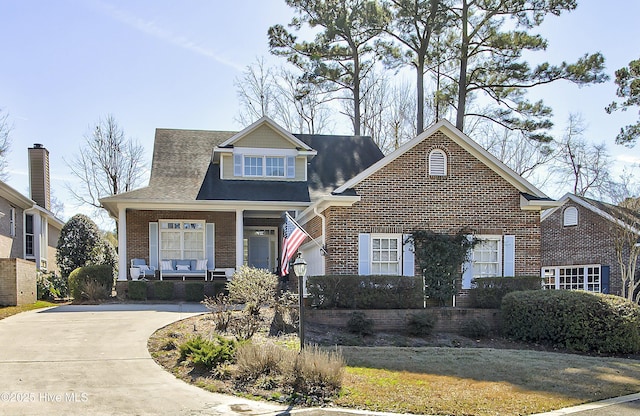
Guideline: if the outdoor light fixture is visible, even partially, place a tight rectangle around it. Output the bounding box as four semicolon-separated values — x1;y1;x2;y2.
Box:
293;253;307;350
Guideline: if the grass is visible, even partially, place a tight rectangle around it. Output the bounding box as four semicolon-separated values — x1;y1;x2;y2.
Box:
149;313;640;416
335;347;640;415
0;300;58;320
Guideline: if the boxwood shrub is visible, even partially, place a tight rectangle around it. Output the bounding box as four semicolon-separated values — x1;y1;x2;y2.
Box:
502;290;640;354
153;281;174;300
128;281;147;301
68;265;114;300
306;275;423;309
185;283;205;302
469;276;542;309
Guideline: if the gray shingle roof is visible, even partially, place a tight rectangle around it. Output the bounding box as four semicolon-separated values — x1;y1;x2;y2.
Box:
102;128;384;206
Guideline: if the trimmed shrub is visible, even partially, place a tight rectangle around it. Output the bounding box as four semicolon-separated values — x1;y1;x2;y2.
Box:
128;281;147;301
406;312;437;336
179;335;236;369
185;283;204;302
502;290;640;354
346;311;374;336
469;276;542;308
307;275;423;309
460;318;491;339
68;265;114;300
153;281;174;300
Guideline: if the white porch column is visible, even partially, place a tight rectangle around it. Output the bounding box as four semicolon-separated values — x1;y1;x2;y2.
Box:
118;208;127;281
236;209;244;270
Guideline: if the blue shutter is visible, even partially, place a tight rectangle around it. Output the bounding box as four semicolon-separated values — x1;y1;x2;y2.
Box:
601;265;610;294
402;234;415;276
503;235;515;277
462;235;474;289
234;154;242;176
206;223;215;269
358;233;371;276
149;222;158;269
286;156;295;178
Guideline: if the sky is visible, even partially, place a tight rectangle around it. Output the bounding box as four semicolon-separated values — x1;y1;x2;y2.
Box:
1;0;639;228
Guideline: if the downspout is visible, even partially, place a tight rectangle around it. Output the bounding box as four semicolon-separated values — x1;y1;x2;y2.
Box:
313;206;327;260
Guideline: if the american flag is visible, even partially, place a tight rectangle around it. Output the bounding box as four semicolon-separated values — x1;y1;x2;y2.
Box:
280;213;307;276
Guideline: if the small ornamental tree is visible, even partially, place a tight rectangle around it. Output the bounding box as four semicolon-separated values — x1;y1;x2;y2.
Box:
56;214;117;278
408;229;477;306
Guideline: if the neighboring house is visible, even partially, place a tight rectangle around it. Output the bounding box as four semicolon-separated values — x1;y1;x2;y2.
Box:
101;117;555;284
541;193;640;297
0;144;62;273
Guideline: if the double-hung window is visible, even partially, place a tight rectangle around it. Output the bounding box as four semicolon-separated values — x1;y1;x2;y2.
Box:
244;156;263;176
25;214;34;258
265;157;285;177
371;235;401;275
159;220;205;260
472;237;502;278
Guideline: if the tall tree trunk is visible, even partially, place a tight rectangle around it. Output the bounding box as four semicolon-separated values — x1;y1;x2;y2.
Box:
417;54;425;134
353;50;362;136
456;0;469;132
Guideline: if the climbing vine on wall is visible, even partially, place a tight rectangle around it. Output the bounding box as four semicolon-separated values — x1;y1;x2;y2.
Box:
407;229;478;306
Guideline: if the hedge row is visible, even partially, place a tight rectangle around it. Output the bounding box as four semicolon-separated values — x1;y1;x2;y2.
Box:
469;276;542;309
127;281;227;301
502;290;640;354
306;275;423;309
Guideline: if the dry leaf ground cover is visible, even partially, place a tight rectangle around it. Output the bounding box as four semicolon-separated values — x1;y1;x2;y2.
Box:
149;310;640;416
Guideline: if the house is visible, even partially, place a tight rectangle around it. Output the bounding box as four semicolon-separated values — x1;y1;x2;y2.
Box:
100;117;555;285
541;193;640;298
0;144;63;305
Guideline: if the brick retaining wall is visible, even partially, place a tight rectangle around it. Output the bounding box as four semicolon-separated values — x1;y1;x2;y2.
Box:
0;258;37;306
305;308;502;334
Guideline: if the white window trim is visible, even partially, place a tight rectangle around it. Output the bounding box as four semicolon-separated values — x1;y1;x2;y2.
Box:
159;220;206;260
472;235;502;279
24;213;35;259
370;233;402;276
541;264;601;292
428;149;447;176
9;207;16;238
241;155;292;178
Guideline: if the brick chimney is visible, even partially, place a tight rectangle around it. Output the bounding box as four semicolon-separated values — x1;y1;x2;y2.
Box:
28;143;51;210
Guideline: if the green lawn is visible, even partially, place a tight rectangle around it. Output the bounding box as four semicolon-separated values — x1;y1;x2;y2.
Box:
335;346;640;415
0;301;58;320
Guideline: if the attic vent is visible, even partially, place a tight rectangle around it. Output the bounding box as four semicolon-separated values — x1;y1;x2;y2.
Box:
563;206;578;227
428;149;447;176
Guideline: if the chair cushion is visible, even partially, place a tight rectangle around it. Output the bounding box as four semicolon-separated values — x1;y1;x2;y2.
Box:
196;259;207;270
161;260;173;270
176;264;190;271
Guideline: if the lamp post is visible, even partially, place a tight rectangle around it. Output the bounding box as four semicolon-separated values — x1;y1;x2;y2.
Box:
293;253;307;350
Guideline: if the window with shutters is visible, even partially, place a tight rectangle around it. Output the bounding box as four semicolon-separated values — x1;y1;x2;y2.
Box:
472;236;502;278
371;234;401;275
159;220;205;260
428;149;447;176
563;206;578;226
25;214;34;258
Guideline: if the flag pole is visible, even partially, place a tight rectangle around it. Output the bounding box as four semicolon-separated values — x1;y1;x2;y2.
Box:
286;212;327;255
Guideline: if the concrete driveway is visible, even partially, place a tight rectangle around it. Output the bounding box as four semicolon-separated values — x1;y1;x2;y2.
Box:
0;303;287;416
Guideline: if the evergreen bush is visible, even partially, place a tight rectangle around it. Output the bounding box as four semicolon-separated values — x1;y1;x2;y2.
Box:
153;281;174;300
406;311;437;336
68;264;114;300
128;281;147;300
179;335;236;369
469;276;542;308
502;290;640;354
185;283;204;302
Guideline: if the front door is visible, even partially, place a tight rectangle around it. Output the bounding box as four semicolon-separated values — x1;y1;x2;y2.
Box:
248;236;270;270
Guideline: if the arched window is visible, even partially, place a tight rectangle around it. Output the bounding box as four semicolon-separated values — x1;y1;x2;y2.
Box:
563;206;578;226
428;149;447;176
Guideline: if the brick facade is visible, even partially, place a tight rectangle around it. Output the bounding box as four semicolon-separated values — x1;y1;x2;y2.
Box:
0;258;36;306
126;210;237;269
319;131;541;276
541;201;628;296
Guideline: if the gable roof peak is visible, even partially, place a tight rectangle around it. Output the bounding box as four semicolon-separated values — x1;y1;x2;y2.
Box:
218;116;314;151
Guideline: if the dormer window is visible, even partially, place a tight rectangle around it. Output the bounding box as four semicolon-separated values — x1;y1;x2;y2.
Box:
234;152;296;178
428;149;447;176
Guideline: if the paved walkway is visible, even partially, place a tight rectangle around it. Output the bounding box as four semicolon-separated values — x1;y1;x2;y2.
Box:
0;303;286;416
1;303;638;416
